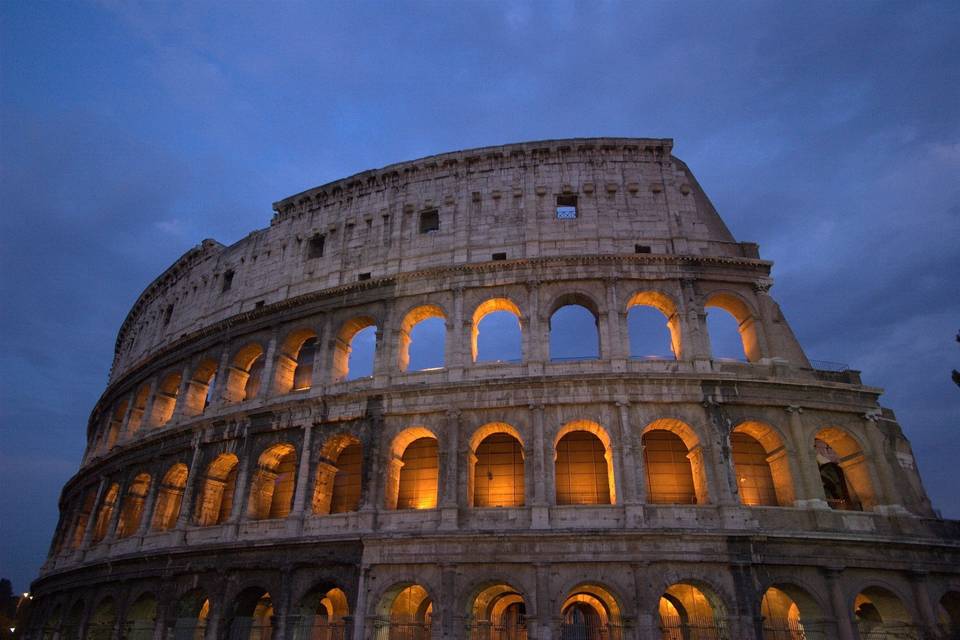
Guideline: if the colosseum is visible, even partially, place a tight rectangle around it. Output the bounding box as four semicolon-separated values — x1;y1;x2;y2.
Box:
26;138;960;640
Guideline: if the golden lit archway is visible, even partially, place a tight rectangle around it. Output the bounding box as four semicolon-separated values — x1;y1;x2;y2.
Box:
704;292;761;363
471;297;523;362
760;584;825;640
274;327;319;394
659;582;726;639
195;453;239;526
247;443;297;520
469;424;525;508
385;427;439;511
116;472;151;538
554;420;615;505
642;419;707;505
814;427;875;511
314;434;364;515
331;316;377;382
732;421;795;507
151;463;188;531
398;304;446;372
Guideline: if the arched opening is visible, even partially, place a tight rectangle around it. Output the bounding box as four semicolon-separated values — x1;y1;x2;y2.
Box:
705;292;761;363
732;422;795;507
195;453;239;526
275;329;319;394
151;463;188;531
854;586;918;640
123;592;157;640
69;489;96;549
332;316;377;382
549;294;600;361
87;597;116;640
125;384;151;437
555;423;614;505
374;584;433;640
470;426;525;508
313;435;364;515
291;585;350;640
626;291;680;360
247;443;298;520
184;358;218;416
658;582;726;639
472;298;523;363
40;604;62;640
385;428;439;511
760;584;826;640
560;584;623;640
399;305;446;372
223;343;266;403
937;591;960;637
63;601;84;640
643;420;707;505
170;589;210;640
228;588;273;640
151;371;182;426
91;483;119;543
104;399;128;451
814;427;875;510
466;583;527;639
116;473;151;538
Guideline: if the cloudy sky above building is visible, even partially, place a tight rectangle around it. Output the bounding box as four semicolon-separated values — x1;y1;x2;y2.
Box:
1;1;958;591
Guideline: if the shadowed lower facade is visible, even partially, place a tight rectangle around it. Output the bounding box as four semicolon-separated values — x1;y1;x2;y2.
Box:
26;138;960;640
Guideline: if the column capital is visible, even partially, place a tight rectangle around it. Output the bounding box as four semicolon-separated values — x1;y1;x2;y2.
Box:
785;404;804;414
528;403;545;412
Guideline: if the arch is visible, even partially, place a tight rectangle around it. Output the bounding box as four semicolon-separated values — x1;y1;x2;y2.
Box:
642;419;708;505
560;583;623;639
314;434;364;515
170;588;210;640
466;582;528;639
332;316;377;382
224;342;265;403
104;398;129;451
292;583;350;638
63;600;85;640
548;292;601;361
227;587;273;640
705;291;762;362
195;453;239;526
41;602;62;640
124;592;157;640
554;420;615;505
760;583;827;640
937;590;960;636
183;358;218;416
814;427;875;510
91;482;119;543
116;472;151;538
398;304;446;372
854;586;918;639
125;383;151;437
87;596;117;640
275;327;319;394
658;581;727;640
626;290;681;359
69;488;97;549
150;462;188;531
470;425;525;508
151;371;182;426
374;583;433;640
471;297;523;363
247;443;298;520
385;427;439;510
732;421;794;507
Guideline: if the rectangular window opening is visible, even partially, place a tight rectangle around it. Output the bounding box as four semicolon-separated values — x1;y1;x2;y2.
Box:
358;272;371;281
221;270;234;293
635;244;651;254
492;252;507;261
307;234;325;259
419;209;440;234
163;304;174;326
556;195;578;220
255;300;265;309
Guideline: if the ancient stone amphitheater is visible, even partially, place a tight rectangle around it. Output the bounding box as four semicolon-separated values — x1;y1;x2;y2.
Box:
28;138;960;640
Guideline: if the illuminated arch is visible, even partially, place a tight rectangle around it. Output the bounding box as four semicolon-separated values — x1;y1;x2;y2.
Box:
150;463;188;531
466;582;528;637
560;583;623;638
171;589;209;640
124;592;157;638
87;596;116;640
91;483;119;544
274;327;319;393
658;581;727;639
226;587;273;640
184;358;218;416
151;371;183;426
247;443;298;520
626;290;681;359
125;383;151;438
294;583;350;634
116;472;151;538
314;434;364;515
103;398;128;452
331;316;377;382
471;297;523;362
732;421;795;507
853;585;918;639
814;427;876;511
642;418;708;505
705;291;762;362
385;427;439;511
398;304;447;372
469;424;525;508
195;453;239;526
374;582;434;638
224;342;266;403
760;583;826;640
554;420;615;505
548;292;601;361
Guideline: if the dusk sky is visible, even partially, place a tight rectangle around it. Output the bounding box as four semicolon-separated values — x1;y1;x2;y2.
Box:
1;1;958;592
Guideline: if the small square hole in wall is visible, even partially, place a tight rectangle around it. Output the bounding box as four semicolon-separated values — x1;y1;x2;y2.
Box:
255;300;265;309
221;270;234;293
492;252;507;261
307;233;325;259
556;195;577;219
419;209;440;234
358;272;371;281
635;244;652;254
163;304;174;325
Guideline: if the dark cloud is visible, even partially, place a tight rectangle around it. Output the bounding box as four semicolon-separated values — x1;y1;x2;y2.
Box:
2;0;958;591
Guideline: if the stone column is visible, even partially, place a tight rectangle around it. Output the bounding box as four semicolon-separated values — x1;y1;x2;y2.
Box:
534;563;553;640
310;316;329;395
117;391;137;443
862;412;906;513
209;346;232;408
273;565;293;640
170;363;194;421
440;565;457;639
678;278;711;370
291;424;314;517
229;448;254;523
525;281;545;374
102;478;127;544
785;406;828;508
604;278;627;368
824;568;856;640
257;330;280;400
529;404;549;528
352;565;370;640
439;409;460;529
175;438;204;530
79;476;108;550
907;570;939;637
615;401;639;504
312;462;338;515
446;287;465;380
136;470;161;537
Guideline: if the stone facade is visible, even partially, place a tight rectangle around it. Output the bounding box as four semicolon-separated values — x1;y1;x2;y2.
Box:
26;138;960;640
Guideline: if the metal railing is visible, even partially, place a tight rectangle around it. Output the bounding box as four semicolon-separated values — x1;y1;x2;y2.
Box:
168;618;208;640
123;620;156;640
762;618;833;640
288;617;351;640
370;617;432;640
856;622;922;639
227;618;273;640
466;620;528;640
558;620;624;640
809;359;850;372
659;614;729;640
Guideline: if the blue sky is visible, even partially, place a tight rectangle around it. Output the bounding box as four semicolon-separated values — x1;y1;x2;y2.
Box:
1;1;958;591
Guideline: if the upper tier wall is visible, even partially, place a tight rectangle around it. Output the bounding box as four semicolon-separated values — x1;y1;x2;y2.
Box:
110;138;749;383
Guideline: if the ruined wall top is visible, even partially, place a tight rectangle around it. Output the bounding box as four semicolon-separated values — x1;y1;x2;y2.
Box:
109;137;758;383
